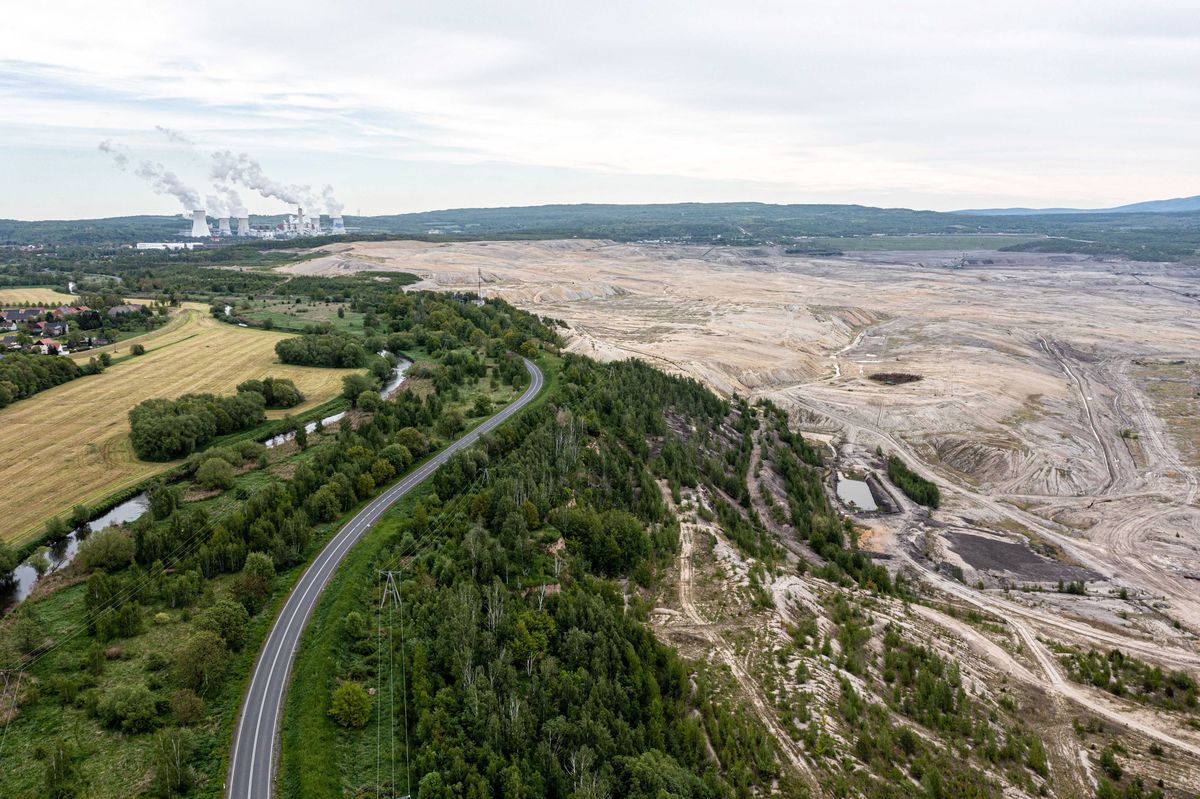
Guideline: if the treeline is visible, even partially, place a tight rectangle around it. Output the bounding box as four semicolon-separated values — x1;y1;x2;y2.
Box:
275;333;368;368
886;456;940;508
128;391;265;460
0;352;83;407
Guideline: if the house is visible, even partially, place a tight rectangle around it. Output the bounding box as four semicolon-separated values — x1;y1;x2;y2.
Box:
38;338;62;355
54;305;89;319
1;335;22;350
107;304;146;318
1;308;45;326
32;320;66;337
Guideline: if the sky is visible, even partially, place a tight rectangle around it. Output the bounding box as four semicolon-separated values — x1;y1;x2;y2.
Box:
1;0;1197;219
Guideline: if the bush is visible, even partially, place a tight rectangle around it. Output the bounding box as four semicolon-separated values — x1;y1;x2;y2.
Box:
196;457;236;491
170;689;204;725
328;681;371;728
96;684;159;733
130;344;146;356
77;528;135;572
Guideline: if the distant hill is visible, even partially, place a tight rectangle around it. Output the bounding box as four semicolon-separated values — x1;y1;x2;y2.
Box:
2;202;1198;261
958;195;1200;215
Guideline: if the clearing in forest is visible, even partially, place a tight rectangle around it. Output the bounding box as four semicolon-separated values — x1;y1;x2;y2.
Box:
0;306;363;543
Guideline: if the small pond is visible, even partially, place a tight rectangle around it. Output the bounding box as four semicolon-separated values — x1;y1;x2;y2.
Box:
836;474;878;512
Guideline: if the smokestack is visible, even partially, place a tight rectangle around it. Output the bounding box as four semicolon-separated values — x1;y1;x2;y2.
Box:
332;216;345;233
297;206;304;233
218;217;232;236
190;210;210;238
310;215;321;234
237;217;250;236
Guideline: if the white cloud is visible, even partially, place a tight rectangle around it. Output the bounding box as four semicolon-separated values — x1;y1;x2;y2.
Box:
0;0;1197;216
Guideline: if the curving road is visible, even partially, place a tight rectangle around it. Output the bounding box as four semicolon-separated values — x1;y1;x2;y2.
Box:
227;358;543;798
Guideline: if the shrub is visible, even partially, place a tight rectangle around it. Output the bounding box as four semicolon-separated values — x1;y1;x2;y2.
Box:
196;458;236;491
169;689;204;726
96;684;159;733
328;681;372;728
77;529;135;572
130;344;146;356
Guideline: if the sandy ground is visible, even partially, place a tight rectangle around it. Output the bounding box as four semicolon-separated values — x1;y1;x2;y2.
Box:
283;239;1200;767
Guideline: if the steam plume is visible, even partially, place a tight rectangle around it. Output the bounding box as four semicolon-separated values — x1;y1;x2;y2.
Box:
155;126;195;145
211;151;312;207
100;139;201;211
322;184;344;216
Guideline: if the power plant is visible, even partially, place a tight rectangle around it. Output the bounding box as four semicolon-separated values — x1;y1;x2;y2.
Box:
184;206;347;240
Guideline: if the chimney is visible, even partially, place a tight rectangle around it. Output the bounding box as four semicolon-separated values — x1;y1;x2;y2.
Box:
190;210;210;238
310;215;321;234
218;217;232;236
237;217;250;236
332;216;345;233
296;206;304;232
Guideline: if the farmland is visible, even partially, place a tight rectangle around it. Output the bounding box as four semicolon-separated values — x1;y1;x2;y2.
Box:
0;306;363;543
0;286;76;305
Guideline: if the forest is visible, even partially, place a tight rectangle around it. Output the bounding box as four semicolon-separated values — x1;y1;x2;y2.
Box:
128;391;267;460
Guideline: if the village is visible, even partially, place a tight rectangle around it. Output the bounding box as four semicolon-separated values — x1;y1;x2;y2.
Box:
0;300;152;355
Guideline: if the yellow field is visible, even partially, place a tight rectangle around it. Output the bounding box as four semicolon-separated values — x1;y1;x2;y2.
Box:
0;307;362;543
0;287;78;305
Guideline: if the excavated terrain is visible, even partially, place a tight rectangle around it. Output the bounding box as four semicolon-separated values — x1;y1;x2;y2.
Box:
283;239;1200;794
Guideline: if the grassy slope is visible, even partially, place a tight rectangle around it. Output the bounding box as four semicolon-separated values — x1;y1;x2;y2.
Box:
0;306;362;543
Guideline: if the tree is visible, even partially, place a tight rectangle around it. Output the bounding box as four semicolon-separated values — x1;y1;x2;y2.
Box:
69;504;91;530
13;611;46;654
150;727;195;798
231;552;274;613
77;528;135;572
44;515;71;547
39;739;83;799
342;373;375;401
174;630;229;696
328;681;372;728
196;457;235;491
0;540;18;582
195;599;249;651
130;343;146;356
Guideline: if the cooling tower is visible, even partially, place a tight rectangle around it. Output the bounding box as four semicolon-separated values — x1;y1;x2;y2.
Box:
237;217;250;236
332;216;345;233
218;217;232;236
190;210;210;238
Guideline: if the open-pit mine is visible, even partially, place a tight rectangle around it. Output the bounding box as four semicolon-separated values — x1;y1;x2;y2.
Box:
283;238;1200;793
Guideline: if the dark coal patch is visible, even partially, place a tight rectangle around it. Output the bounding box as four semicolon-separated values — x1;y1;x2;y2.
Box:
946;532;1099;582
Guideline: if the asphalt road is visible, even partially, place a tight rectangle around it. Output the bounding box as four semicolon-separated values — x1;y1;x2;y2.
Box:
227;358;543;798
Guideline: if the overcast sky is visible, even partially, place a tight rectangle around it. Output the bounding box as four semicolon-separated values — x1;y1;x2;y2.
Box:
1;0;1197;218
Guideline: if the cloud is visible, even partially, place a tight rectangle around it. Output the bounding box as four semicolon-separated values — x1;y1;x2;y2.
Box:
1;0;1199;213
